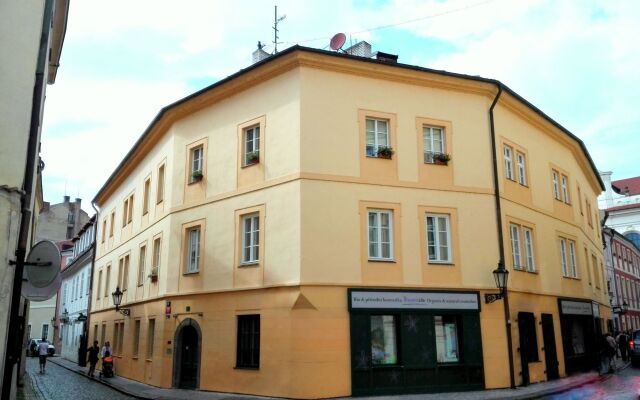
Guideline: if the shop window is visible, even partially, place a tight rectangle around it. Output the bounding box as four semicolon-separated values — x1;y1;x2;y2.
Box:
571;321;585;355
370;315;398;365
236;314;260;369
435;315;460;363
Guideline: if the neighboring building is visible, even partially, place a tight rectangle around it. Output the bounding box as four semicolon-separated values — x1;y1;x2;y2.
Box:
89;45;607;398
36;196;91;242
52;240;74;354
599;172;640;249
0;0;69;397
57;217;95;363
26;297;55;344
603;227;640;332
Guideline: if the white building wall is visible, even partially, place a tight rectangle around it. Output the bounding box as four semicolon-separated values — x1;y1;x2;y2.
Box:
59;260;91;362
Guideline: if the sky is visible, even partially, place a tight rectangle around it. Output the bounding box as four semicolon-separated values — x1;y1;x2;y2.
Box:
41;0;640;209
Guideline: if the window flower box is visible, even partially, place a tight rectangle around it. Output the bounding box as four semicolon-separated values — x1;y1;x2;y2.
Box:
191;170;203;182
376;146;394;159
149;267;158;282
246;151;260;165
433;153;451;165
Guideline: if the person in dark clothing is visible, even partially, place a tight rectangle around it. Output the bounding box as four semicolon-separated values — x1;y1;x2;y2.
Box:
617;331;629;362
87;341;100;377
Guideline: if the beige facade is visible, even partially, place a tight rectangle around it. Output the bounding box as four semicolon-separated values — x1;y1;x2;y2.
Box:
90;47;606;398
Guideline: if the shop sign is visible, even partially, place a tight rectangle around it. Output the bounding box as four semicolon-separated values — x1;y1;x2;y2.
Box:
350;290;479;310
560;300;592;316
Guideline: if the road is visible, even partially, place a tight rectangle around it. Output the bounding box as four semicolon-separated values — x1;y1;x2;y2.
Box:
538;365;640;400
19;356;135;400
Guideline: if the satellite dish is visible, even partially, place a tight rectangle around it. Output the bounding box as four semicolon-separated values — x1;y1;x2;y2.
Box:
330;33;346;51
22;241;62;301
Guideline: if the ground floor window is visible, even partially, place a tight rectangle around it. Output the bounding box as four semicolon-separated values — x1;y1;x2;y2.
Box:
571;321;585;355
236;314;260;369
435;315;460;363
370;315;398;365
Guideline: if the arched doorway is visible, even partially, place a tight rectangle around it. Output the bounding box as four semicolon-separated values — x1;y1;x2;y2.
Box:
172;318;202;389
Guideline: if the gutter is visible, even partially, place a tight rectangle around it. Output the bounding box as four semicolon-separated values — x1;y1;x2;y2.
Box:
488;83;516;389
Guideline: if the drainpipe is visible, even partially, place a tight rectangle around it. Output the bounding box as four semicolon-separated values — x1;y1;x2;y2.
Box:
83;203;100;360
488;83;516;389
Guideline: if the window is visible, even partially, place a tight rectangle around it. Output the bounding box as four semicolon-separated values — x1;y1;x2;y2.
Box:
370;315;398;365
423;126;445;163
186;227;201;273
243;126;260;166
516;152;527;185
101;219;107;243
101;324;106;347
128;194;134;223
592;254;600;288
365;118;389;157
109;211;115;237
138;245;146;286
157;164;165;204
586;200;593;227
435;315;460;363
504;145;514;180
426;214;451;263
236;315;260;369
143;178;150;215
133;320;141;357
152;237;161;273
559;239;568;277
96;270;102;300
118;255;129;291
568;240;578;278
577;186;583;215
105;264;111;298
241;214;259;264
561;175;570;204
368;210;393;260
523;228;535;272
113;322;124;356
190;146;203;182
41;324;49;340
510;224;522;269
147;319;155;358
552;170;561;200
122;198;129;227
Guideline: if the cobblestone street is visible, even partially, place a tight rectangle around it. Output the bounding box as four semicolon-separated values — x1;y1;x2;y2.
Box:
538;365;640;400
18;357;135;400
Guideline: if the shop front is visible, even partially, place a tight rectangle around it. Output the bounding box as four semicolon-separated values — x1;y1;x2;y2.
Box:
348;289;484;396
558;298;600;374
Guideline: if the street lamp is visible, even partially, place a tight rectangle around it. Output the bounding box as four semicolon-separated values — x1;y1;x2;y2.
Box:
111;287;130;316
485;265;509;304
622;301;629;314
61;308;69;323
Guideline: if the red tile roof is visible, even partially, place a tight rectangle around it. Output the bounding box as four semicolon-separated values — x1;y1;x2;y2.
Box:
606;202;640;212
612;176;640;196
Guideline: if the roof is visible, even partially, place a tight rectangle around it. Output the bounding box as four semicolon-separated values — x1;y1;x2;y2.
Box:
606;202;640;213
612;176;640;196
92;45;605;204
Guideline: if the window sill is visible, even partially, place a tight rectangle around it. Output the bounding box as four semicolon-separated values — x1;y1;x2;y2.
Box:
239;262;260;268
366;155;393;160
241;162;260;169
145;358;153;362
234;366;259;371
518;183;529;188
368;259;396;263
187;179;203;186
183;271;199;276
428;261;454;266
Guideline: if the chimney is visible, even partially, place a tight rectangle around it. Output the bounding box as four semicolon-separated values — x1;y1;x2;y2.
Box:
374;51;398;63
344;41;372;58
63;195;70;204
252;41;271;64
600;171;614;208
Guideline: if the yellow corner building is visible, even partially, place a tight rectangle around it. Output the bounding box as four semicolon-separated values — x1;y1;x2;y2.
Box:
89;45;608;398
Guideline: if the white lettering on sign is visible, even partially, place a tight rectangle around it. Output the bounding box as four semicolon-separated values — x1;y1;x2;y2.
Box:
560;300;592;316
350;291;479;310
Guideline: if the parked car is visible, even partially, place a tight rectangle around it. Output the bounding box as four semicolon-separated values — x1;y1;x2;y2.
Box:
28;339;55;357
630;330;640;367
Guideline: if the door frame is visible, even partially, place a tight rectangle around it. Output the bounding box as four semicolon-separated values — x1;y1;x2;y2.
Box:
172;318;202;389
541;313;559;380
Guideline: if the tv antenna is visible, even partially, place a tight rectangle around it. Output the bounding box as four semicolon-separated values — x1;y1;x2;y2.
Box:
272;5;286;53
329;33;346;51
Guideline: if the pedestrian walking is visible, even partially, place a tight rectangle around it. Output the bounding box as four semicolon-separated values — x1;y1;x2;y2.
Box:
87;340;100;377
617;331;629;362
101;341;112;357
37;338;49;373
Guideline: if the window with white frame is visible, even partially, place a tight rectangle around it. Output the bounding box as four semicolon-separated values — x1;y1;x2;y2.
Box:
523;227;535;272
504;145;514;180
423;126;445;163
365;118;389;157
568;240;578;278
552;170;561;200
368;210;393;260
190;146;203;182
137;245;146;286
186;227;201;273
561;175;570;204
244;126;260;165
426;214;451;263
510;224;522;269
559;238;569;277
516;152;527;185
241;214;259;264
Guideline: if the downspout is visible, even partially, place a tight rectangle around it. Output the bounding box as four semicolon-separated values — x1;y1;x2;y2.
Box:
83;203;100;362
2;1;54;396
488;83;516;389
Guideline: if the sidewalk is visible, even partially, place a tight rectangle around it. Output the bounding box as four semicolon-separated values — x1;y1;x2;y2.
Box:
49;356;629;400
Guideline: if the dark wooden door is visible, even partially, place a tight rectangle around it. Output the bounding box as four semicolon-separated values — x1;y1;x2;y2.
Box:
179;325;199;389
541;314;559;380
518;314;531;386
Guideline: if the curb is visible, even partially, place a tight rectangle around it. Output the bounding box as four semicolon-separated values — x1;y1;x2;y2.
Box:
48;358;152;400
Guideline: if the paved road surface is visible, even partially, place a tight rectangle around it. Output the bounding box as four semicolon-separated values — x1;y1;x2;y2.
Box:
538;365;640;400
21;356;135;400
